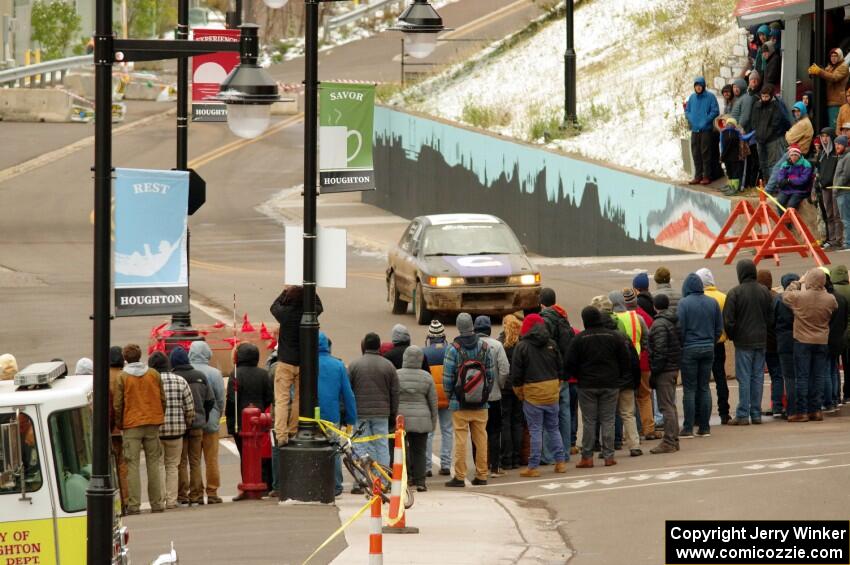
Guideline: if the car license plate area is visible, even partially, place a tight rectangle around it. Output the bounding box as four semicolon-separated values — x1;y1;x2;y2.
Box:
462;292;510;305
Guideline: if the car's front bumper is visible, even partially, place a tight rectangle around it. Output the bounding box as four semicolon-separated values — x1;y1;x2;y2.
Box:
421;284;541;314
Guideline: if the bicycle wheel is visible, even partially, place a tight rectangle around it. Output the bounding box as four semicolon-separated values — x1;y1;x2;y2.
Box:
343;456;372;496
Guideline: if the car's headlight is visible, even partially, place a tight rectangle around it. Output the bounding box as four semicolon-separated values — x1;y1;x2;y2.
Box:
428;276;464;287
509;273;541;285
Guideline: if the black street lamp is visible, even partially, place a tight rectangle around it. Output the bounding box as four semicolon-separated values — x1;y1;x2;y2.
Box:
218;0;448;503
563;0;577;126
88;16;276;564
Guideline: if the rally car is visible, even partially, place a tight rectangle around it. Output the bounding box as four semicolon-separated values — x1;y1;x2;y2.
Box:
386;214;541;324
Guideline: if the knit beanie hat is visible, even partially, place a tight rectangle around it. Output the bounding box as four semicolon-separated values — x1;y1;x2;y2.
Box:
836;135;849;147
427;320;445;339
169;346;189;368
109;345;125;368
632;272;650;290
520;313;545;336
654;267;671;284
456;313;475;336
780;273;800;289
788;144;802;158
748;70;761;83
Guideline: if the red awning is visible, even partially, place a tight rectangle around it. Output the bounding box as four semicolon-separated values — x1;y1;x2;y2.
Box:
734;0;807;17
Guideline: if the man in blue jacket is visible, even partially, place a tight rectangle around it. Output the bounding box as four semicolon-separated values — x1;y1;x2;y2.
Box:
677;274;723;438
685;77;720;186
318;332;358;496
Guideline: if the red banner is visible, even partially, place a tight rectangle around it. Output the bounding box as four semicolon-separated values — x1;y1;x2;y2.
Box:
192;28;240;121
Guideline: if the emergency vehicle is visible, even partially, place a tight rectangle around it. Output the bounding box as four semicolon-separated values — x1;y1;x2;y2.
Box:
0;362;130;564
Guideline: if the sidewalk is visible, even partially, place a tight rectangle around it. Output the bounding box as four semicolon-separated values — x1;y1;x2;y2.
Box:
332;490;569;564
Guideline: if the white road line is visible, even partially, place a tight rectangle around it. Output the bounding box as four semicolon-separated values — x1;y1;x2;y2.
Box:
482;448;850;488
528;463;850;499
220;437;240;458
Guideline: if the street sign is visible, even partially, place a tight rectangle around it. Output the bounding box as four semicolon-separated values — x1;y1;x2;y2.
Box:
284;225;347;288
191;28;240;122
319;82;376;193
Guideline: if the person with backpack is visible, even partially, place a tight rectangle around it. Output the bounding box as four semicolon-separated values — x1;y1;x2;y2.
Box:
443;313;496;487
423;320;452;477
538;289;576;459
189;341;225;504
648;294;681;454
566;306;632;468
509;314;567;478
473;316;510;477
170;346;214;506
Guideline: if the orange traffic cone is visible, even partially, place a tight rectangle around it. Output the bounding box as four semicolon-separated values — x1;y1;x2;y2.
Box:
383;415;418;534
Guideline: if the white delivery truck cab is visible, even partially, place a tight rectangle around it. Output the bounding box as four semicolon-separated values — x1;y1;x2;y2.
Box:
0;362;129;565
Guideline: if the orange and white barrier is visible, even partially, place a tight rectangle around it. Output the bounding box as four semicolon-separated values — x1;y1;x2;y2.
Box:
383;415;419;534
369;478;383;564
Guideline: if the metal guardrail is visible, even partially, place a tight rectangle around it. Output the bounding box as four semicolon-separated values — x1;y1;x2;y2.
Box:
325;0;403;31
0;54;92;88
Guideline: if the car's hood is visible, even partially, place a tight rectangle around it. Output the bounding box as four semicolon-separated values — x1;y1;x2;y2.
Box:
420;254;534;277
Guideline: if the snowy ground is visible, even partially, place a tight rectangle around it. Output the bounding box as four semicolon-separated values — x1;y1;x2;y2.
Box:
403;0;743;181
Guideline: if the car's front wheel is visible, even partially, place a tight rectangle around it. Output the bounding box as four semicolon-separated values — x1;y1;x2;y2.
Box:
413;281;432;325
388;273;408;314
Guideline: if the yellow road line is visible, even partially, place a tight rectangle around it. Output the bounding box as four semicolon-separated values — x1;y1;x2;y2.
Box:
442;0;533;40
188;112;304;170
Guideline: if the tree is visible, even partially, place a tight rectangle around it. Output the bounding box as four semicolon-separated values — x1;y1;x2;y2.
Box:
125;0;176;39
30;0;81;60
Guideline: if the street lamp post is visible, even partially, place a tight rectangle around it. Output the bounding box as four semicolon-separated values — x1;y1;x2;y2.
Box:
88;15;273;561
563;0;577;126
219;0;448;503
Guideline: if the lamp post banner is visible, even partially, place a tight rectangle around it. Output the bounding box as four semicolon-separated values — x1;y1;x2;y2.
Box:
319;82;376;193
113;168;190;317
191;28;241;122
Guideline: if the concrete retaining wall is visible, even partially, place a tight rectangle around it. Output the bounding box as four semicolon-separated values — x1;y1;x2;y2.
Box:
0;88;75;122
366;107;733;257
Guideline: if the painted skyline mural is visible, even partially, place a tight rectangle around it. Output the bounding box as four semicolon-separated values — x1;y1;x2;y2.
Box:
366;107;732;257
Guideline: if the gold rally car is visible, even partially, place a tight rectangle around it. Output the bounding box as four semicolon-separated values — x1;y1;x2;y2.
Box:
387;214;541;324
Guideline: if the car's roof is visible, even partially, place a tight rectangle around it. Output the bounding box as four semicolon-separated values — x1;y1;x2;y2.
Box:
418;214;503;226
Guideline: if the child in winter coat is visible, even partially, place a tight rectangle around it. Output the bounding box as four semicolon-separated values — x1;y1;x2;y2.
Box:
774;143;814;211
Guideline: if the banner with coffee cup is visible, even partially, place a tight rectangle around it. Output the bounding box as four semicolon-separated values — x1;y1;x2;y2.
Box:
319;82;375;193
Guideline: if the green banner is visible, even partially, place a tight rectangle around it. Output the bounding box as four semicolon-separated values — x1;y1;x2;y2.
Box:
319;82;375;193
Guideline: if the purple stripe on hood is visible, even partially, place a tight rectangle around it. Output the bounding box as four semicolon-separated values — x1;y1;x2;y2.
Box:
443;255;513;277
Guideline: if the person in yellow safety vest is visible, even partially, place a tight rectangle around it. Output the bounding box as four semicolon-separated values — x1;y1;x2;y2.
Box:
696;268;731;425
608;291;648;457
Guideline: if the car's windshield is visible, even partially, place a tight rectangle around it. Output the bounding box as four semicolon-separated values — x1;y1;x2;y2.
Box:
421;223;523;256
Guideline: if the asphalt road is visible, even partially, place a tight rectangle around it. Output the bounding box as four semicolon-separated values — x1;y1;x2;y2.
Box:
4;1;850;562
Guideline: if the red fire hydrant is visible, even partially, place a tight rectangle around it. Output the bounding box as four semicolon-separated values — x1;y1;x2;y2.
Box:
238;404;273;499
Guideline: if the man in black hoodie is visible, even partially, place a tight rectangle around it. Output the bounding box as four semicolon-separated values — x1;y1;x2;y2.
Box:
724;260;774;426
225;343;274;498
565;306;631;468
270;285;323;445
775;273;800;418
170;346;214;505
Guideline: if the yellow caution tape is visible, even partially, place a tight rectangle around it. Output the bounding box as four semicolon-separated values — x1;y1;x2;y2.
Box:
302;494;380;565
758;188;786;213
299;416;395;443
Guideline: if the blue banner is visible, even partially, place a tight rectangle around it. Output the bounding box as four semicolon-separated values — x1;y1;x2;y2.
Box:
114;168;190;317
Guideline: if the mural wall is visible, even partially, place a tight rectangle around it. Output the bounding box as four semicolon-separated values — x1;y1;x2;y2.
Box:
366;107;732;257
